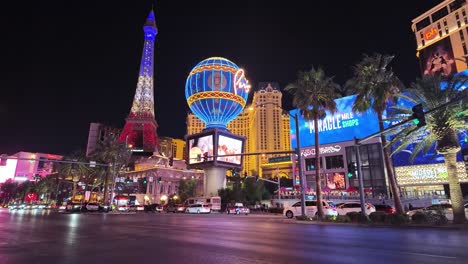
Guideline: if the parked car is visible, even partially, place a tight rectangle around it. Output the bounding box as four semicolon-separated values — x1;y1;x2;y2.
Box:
226;203;250;215
406;203;468;221
283;200;337;219
335;202;376;216
374;204;396;214
185;203;211;214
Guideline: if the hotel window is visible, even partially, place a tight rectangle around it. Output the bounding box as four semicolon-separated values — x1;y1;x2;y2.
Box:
463;42;467;54
456;12;460;20
445;27;449;34
443;19;448;26
458;20;462;28
415;17;431;31
437;22;441;29
461;30;465;41
325;155;344;169
463;9;466;17
465;17;468;24
439;30;443;37
432;7;448;22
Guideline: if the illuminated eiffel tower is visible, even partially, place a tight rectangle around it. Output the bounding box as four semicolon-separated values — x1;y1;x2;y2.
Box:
119;10;158;153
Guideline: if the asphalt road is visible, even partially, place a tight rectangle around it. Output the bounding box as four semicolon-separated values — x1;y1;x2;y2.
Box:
0;209;467;264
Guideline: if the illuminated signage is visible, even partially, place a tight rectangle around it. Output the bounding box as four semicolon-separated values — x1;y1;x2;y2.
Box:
0;159;18;183
217;134;243;165
188;134;214;165
233;69;251;94
301;145;342;157
410;167;447;179
423;28;438;41
290;94;380;148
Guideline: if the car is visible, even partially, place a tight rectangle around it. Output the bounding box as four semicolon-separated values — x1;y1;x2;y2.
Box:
166;204;185;213
155;205;164;213
81;202;100;212
185;203;211;214
335;201;376;216
406;203;468;221
65;202;83;213
374;204;396;214
226;203;250;215
283;200;337;219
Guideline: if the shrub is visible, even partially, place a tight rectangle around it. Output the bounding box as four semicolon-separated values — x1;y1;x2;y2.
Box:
411;212;428;224
296;215;313;221
335;215;351;223
268;207;284;214
385;213;409;225
369;212;387;223
346;212;369;223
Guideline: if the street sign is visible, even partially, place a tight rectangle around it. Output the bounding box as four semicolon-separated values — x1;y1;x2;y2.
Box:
89;161;96;168
149;176;154;182
268;156;291;163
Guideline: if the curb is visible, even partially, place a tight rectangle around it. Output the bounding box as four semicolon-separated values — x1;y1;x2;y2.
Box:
291;219;468;230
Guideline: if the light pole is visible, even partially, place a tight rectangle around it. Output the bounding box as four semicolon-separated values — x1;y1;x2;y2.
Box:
256;103;306;217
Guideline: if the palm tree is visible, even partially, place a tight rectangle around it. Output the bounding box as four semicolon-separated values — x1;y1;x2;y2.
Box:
285;66;339;220
58;150;91;200
387;73;467;223
348;53;405;214
0;179;18;204
90;133;131;204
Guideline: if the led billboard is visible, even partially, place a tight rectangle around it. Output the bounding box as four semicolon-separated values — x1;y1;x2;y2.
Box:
289;94;380;148
216;134;244;165
188;134;214;165
420;37;456;77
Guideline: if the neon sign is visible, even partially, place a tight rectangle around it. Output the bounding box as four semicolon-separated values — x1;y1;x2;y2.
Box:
423;28;438;41
233;69;251;94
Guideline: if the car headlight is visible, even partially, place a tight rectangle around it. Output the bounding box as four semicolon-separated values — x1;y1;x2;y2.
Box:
73;205;80;208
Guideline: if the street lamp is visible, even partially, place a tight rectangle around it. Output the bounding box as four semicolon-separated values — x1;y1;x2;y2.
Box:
256;103;307;217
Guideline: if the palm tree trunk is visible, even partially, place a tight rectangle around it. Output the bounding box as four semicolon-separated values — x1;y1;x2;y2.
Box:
72;181;77;199
378;112;404;214
102;165;110;204
314;117;324;220
444;152;465;224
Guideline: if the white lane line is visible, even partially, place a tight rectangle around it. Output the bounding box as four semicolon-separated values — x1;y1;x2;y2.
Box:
405;252;457;259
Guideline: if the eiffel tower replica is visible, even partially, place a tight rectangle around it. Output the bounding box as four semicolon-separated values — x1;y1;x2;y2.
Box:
119;10;159;154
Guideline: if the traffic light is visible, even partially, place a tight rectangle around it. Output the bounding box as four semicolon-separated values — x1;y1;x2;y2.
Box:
203;152;208;162
125;177;132;184
347;162;357;178
255;176;260;182
169;156;174;167
157;177;162;184
411;103;426;127
142;177;147;184
232;169;237;177
243;172;248;181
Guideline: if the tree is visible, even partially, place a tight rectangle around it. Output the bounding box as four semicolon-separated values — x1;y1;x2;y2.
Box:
177;179;198;203
35;174;58;203
16;180;35;203
58;150;91;200
348;53;405;214
285;66;339;220
0;179;18;204
387;73;467;223
90;133;131;204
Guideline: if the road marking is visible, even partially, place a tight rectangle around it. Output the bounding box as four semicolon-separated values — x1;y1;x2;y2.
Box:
405;252;456;259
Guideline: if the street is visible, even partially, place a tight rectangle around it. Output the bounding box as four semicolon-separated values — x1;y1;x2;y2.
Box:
0;209;467;264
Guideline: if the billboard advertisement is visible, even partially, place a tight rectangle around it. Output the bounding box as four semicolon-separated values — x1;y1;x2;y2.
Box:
188;134;214;165
0;158;18;183
420;37;456;76
389;96;466;166
289;94;380;148
216;134;243;165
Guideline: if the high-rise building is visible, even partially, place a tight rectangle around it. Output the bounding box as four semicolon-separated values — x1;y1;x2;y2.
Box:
0;152;63;183
119;10;159;153
412;0;468;76
86;123;122;157
158;137;185;160
186;82;292;179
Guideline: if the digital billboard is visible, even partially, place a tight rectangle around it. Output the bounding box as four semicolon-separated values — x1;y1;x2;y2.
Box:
388;95;466;166
216;134;243;165
420;37;456;77
188;134;214;165
289;94;380;148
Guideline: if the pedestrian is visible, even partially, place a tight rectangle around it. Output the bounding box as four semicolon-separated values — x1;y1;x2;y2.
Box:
409;203;414;211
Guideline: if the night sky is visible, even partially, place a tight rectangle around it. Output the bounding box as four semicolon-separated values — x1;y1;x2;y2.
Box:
1;0;444;156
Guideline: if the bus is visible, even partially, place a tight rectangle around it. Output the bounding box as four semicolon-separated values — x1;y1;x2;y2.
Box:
185;196;221;211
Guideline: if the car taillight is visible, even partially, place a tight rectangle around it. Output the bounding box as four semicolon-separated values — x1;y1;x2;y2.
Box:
390;208;395;213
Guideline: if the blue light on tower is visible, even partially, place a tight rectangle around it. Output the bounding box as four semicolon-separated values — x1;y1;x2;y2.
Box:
185;57;251;130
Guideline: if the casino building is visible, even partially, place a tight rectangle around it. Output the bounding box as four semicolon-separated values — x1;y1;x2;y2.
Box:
392;0;468;198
